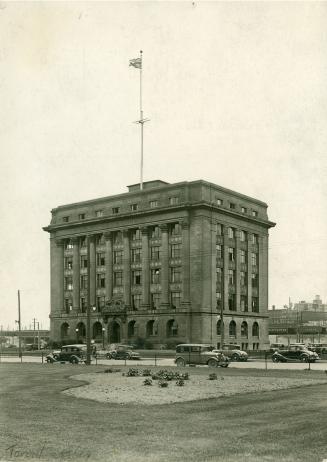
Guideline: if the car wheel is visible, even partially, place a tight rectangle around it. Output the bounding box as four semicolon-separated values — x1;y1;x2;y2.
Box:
53;354;59;360
46;357;53;363
175;358;186;367
272;356;279;363
231;353;239;361
70;357;79;364
208;359;218;368
300;355;308;363
106;353;112;359
125;354;131;360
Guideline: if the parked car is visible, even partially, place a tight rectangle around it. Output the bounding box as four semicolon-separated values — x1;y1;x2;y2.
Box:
216;344;248;361
175;344;229;367
272;345;319;363
46;344;88;364
269;343;286;353
107;345;141;360
307;343;327;355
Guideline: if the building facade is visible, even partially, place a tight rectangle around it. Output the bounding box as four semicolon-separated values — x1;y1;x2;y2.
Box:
44;180;275;350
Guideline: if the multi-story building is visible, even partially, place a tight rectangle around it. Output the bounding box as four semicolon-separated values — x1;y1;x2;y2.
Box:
43;179;275;350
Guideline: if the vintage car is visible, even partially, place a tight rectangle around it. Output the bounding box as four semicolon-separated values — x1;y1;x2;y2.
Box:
307;343;327;355
272;345;319;363
46;344;88;364
106;344;141;360
215;344;248;361
175;344;229;368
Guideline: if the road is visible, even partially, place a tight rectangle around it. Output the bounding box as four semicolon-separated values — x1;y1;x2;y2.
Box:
1;355;327;371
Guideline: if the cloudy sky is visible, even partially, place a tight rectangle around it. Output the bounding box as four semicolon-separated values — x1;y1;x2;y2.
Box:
1;1;326;330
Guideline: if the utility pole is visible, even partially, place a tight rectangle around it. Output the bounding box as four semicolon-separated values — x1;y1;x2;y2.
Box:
17;290;22;360
37;322;40;350
33;318;37;346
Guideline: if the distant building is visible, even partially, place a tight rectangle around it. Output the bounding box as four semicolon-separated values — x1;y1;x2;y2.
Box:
44;179;275;350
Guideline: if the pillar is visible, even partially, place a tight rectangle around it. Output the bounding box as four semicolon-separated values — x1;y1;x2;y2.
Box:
104;232;113;301
89;235;96;307
141;227;150;309
53;238;64;314
72;237;80;311
160;223;170;308
123;230;131;308
181;219;191;307
235;230;241;312
247;234;253;312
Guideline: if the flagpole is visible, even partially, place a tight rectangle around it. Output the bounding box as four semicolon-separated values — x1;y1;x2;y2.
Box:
139;50;143;191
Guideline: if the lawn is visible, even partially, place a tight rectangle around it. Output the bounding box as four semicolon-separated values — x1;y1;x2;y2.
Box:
0;364;326;462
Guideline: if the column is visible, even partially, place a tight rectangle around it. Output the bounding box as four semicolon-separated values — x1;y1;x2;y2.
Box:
181;219;191;308
123;230;131;308
259;234;268;315
53;238;64;314
89;235;96;307
72;237;80;312
104;232;113;301
235;230;241;311
160;223;170;308
247;235;253;313
223;228;229;313
141;227;150;309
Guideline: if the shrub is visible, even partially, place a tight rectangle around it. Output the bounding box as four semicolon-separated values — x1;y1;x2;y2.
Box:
143;378;153;386
158;380;169;388
134;337;146;349
104;368;121;374
208;373;218;380
142;369;152;376
126;368;139;377
176;379;185;386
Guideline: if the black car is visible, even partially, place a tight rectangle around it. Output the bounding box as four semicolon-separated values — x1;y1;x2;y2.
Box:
46;344;88;364
272;345;319;363
107;345;140;360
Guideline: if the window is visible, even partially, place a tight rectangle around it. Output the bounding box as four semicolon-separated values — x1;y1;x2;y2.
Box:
64;257;73;270
131;248;141;263
128;320;136;337
216;198;223;206
252;234;259;244
228;227;235;239
216;319;222;335
96;296;105;311
97;253;105;266
80;255;88;268
170;223;181;235
150;200;158;208
114;250;123;264
216;292;222;310
216;268;222;286
151;246;161;260
241;207;247;214
80;275;88;290
228;269;235;285
114;271;123;287
216;223;223;237
169;197;179;205
150;226;161;238
240;230;246;242
64;277;73;291
80;237;86;248
252;297;259;313
64;299;72;314
131;229;141;241
240;295;248;312
146;320;158;336
171;293;181;309
251;253;258;267
229;320;236;337
132;270;141;285
114;231;123;244
241;249;247;264
252;210;258;217
241;322;248;338
228;247;235;262
80;298;86;313
151;268;160;284
171;244;181;258
170;267;181;283
78;213;85;220
240;271;247;286
65;240;73;250
216;244;223;260
97;273;105;288
229;203;236;210
96;234;104;245
112;207;120;214
252;322;259;337
131;294;141;311
130;204;138;211
251;273;259;288
228;294;236;311
63;216;69;223
151;293;161;310
95;210;103;218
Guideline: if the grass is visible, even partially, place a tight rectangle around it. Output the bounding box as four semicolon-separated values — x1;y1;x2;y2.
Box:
0;364;326;462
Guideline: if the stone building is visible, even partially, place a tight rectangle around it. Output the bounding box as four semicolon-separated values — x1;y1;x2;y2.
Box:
43;179;275;350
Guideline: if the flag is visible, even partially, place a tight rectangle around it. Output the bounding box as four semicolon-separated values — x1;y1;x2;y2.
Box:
129;57;142;69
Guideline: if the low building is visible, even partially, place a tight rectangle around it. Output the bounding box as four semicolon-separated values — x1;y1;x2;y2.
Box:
43;179;275;349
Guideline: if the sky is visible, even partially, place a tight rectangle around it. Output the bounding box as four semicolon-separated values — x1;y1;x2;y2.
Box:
0;1;327;330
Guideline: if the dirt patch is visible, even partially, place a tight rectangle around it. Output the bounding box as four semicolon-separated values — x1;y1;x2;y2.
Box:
62;370;326;405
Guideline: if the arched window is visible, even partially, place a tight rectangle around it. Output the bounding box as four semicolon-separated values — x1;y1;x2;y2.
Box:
229;320;236;337
60;323;70;340
92;322;103;341
167;319;178;337
128;320;136;338
241;321;248;338
76;322;86;341
216;319;221;336
252;322;259;337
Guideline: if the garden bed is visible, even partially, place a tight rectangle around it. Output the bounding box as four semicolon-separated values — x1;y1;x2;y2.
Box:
62;367;327;405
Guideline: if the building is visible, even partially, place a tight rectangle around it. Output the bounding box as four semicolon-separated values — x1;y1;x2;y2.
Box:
43;179;275;350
